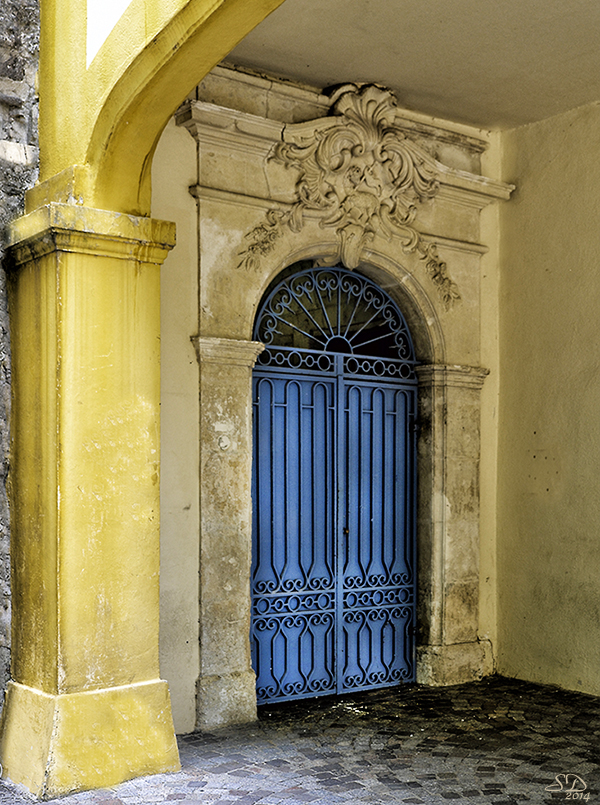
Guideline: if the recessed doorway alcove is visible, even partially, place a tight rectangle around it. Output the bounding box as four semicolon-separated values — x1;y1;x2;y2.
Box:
153;65;513;731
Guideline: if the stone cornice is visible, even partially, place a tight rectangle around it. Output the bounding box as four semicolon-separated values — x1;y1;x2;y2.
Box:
208;64;492;153
416;364;490;389
190;184;491;257
178;99;513;205
192;337;265;368
176;100;284;157
7;203;176;267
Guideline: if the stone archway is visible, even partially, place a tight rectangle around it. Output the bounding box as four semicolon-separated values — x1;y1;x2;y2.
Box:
187;254;491;728
169;70;511;729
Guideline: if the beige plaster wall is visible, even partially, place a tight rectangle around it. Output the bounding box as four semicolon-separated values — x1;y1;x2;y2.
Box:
497;102;600;693
152;117;200;733
478;132;502;656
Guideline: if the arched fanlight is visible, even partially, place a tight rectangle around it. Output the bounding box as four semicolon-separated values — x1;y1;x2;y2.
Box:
254;266;416;363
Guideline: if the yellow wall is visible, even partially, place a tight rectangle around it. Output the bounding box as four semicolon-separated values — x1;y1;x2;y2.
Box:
497;102;600;692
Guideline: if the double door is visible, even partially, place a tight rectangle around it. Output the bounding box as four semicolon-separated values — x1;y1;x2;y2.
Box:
251;354;416;704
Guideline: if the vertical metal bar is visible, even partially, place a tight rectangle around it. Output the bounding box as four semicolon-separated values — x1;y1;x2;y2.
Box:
408;386;418;675
335;353;345;694
336;275;341;336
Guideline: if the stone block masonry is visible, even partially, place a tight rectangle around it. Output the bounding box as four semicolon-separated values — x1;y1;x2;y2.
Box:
0;0;39;703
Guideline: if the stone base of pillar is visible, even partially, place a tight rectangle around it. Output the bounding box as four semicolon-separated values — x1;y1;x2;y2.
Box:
0;679;180;800
416;640;494;686
196;670;257;730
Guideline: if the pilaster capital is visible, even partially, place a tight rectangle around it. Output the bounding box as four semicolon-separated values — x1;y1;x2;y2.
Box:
7;203;176;267
192;336;265;369
416;363;490;390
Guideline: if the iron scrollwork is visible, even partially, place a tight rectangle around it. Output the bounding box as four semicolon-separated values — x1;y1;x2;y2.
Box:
254;267;416;369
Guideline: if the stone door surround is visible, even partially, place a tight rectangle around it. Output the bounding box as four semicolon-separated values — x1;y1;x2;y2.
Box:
178;68;512;727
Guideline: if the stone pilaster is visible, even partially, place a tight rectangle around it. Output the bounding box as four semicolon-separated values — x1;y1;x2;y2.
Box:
415;364;493;685
192;337;264;729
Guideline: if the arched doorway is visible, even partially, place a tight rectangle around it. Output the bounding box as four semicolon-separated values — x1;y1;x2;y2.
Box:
251;265;417;704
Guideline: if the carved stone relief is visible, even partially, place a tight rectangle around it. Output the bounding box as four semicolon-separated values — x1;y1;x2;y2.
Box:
238;84;461;309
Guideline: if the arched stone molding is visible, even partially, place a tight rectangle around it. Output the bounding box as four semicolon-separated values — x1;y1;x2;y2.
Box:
176;69;513;726
246;243;446;367
352;249;446;366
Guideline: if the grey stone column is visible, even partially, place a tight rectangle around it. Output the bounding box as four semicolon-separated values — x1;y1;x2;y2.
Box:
415;364;493;685
192;337;264;728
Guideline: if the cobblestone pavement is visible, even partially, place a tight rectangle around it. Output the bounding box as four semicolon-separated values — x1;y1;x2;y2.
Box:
2;676;599;804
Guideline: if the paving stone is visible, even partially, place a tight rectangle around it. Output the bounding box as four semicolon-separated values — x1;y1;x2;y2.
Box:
2;677;600;803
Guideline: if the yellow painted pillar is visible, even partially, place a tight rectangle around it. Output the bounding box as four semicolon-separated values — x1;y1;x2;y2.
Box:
0;204;179;798
0;0;288;795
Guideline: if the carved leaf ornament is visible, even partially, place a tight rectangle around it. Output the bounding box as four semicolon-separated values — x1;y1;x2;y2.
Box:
239;84;460;309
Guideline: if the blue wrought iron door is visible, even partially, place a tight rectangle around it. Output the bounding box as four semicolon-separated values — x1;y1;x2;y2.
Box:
251;268;417;704
252;372;336;701
341;376;415;693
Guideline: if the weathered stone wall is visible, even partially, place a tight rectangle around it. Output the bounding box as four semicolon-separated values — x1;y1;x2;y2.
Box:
0;0;39;698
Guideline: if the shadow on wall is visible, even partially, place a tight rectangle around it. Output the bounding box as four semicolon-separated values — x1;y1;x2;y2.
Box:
0;0;40;706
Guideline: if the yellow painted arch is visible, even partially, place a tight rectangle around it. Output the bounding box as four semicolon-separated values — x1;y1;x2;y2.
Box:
35;0;286;215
